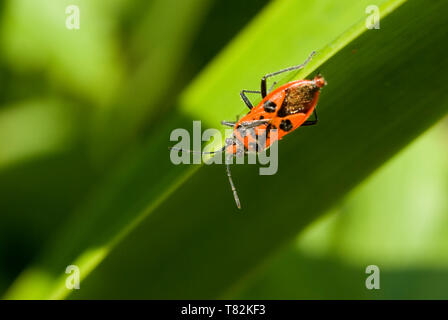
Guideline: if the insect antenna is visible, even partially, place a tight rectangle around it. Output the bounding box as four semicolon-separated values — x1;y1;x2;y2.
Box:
226;163;241;209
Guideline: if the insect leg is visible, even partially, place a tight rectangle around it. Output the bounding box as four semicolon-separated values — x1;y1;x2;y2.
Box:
221;120;236;127
240;89;262;109
261;51;316;97
302;108;319;126
239;119;270;128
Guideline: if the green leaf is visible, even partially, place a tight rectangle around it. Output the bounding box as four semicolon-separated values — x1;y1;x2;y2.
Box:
236;123;448;299
5;0;448;299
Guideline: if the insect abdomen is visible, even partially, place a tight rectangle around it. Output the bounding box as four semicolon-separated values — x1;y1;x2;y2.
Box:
277;82;319;117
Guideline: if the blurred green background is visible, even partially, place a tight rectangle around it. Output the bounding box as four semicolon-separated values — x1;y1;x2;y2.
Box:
0;0;447;299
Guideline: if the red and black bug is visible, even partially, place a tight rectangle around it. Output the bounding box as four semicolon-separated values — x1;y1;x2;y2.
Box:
171;51;326;209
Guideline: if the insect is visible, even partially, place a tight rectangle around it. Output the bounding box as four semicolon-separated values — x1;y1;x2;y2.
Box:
171;51;326;209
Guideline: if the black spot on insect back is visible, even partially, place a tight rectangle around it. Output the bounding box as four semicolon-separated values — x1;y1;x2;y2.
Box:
279;119;293;132
263;100;277;113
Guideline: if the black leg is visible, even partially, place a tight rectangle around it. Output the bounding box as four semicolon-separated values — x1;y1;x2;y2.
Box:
240;89;262;109
261;51;316;97
302;108;318;126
